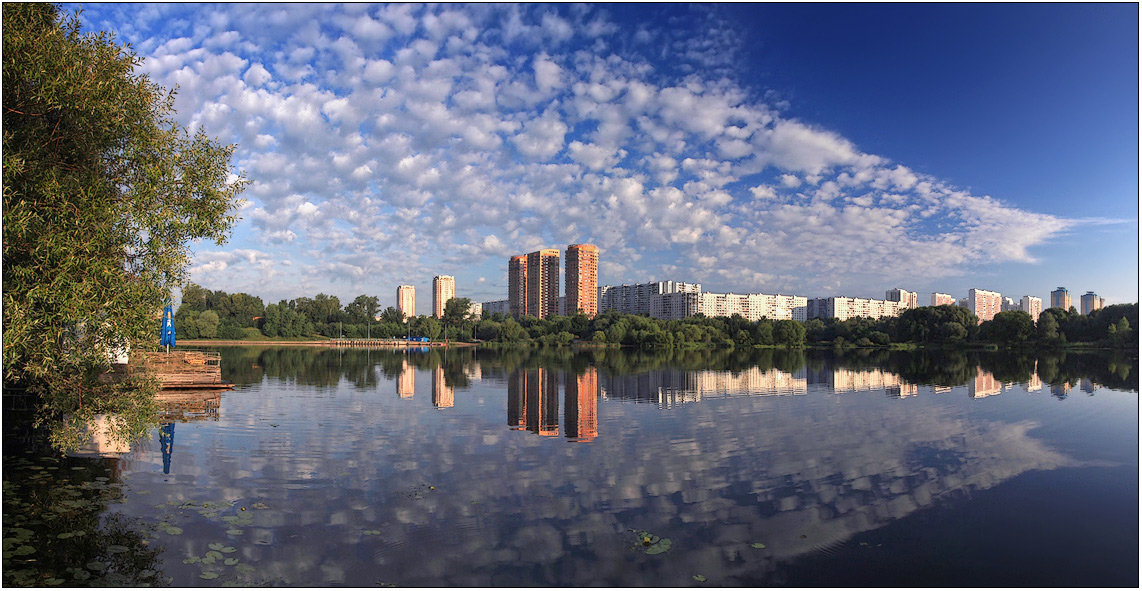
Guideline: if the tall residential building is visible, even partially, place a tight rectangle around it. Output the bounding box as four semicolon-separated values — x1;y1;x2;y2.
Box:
886;288;918;309
1021;296;1043;323
968;288;1002;324
1050;287;1071;311
1080;291;1105;316
565;244;599;317
432;275;455;318
931;292;955;307
508;255;528;318
396;285;416;319
526;249;561;319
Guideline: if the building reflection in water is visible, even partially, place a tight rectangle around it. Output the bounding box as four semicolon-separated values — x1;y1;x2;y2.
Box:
398;359;415;398
969;368;1004;398
432;366;454;408
564;368;598;442
507;368;597;439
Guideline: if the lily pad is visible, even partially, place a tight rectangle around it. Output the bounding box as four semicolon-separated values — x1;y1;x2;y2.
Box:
206;550;224;560
224;557;239;566
226;529;244;536
107;544;129;554
363;530;382;536
163;526;184;535
645;538;672;555
693;574;708;582
751;542;766;549
200;572;219;580
86;561;107;571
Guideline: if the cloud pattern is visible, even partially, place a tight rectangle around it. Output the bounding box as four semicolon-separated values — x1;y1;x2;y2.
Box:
79;4;1071;304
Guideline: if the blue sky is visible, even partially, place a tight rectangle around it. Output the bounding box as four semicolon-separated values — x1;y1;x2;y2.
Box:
73;3;1138;311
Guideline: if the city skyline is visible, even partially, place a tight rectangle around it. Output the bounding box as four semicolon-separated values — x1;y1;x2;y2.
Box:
72;4;1138;312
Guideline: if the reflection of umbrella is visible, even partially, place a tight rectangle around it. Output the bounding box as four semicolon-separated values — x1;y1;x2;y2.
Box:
160;303;176;352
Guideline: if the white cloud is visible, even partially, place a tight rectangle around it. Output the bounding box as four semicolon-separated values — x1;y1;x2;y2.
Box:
100;3;1076;306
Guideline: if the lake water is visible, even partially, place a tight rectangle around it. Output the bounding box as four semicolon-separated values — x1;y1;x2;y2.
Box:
3;347;1138;586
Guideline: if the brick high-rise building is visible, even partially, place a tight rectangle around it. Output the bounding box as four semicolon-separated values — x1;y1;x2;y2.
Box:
397;285;416;319
526;249;560;319
565;244;599;317
508;255;528;318
433;275;455;318
1051;287;1071;311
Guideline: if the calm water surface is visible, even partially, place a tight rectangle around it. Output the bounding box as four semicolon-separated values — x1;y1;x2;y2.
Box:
3;347;1138;586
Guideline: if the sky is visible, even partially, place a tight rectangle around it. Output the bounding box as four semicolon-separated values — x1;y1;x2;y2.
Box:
71;3;1139;312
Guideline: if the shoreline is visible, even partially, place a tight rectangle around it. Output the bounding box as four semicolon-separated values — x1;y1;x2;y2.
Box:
177;339;477;348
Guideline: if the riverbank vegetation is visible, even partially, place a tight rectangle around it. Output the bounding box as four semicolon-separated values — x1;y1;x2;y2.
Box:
2;4;245;451
179;283;1136;353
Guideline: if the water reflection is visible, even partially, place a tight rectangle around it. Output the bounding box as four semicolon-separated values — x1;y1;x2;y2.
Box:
5;346;1134;587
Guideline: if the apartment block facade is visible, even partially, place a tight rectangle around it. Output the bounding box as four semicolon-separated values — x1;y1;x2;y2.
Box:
1021;295;1043;323
968;288;1002;324
482;299;510;317
599;281;701;316
526;249;561;319
565;244;599;317
432;275;455;318
807;297;903;321
930;292;955;307
508;255;528;318
396;285;416;319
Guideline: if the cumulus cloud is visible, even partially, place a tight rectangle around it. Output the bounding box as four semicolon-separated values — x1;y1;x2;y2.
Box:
87;4;1074;305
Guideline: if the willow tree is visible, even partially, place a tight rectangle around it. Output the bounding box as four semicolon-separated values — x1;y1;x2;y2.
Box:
3;4;246;451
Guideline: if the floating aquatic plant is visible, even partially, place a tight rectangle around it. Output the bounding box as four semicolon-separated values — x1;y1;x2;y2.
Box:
693;574;707;582
751;542;766;549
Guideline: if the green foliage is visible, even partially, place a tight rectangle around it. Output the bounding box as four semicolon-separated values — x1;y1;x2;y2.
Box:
2;4;245;451
978;310;1035;347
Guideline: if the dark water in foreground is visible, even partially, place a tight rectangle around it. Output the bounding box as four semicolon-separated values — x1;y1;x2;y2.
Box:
3;347;1138;587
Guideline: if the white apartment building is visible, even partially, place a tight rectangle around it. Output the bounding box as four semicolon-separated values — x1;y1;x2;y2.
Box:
807;297;904;321
1021;295;1043;323
599;281;702;316
481;299;510;317
886;288;918;309
648;291;808;322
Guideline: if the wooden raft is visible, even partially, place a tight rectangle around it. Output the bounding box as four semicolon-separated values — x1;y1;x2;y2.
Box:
133;351;233;390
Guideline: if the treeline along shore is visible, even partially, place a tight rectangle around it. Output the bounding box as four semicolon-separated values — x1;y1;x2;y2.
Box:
177;283;1137;351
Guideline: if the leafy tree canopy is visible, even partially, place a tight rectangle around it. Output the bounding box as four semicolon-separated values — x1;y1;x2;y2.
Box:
3;4;246;450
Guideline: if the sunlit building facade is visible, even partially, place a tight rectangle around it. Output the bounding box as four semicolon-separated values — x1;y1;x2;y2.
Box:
599;280;701;316
1021;295;1043;323
397;285;415;319
565;243;599;317
432;275;455;319
508;255;528;318
931;292;955;307
967;288;1002;324
806;297;903;321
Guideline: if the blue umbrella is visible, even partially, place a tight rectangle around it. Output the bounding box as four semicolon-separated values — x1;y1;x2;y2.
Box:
160;303;176;352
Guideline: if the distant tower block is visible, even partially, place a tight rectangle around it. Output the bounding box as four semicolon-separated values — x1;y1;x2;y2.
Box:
397;285;416;319
433;275;455;318
1050;287;1071;311
508;255;528;318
